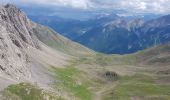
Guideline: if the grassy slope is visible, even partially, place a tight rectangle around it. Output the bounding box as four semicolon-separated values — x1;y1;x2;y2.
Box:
104;74;170;100
135;42;170;65
32;24;93;56
2;83;63;100
101;43;170;100
48;50;170;100
51;66;93;100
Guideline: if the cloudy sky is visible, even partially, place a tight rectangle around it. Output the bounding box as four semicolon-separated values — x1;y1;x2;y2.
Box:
1;0;170;19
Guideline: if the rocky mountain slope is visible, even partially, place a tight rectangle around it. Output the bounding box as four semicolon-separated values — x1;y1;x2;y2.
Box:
0;4;93;93
0;4;39;81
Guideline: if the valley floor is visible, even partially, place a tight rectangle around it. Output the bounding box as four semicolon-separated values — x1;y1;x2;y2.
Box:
1;53;170;100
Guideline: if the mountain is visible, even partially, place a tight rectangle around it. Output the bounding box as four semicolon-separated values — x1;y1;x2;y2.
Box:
0;4;92;81
1;4;170;100
29;15;88;40
139;15;170;46
76;18;144;54
76;14;170;54
29;13;121;40
0;4;93;99
30;13;170;54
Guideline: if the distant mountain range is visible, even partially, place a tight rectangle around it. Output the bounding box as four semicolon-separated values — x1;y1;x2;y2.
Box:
29;13;170;54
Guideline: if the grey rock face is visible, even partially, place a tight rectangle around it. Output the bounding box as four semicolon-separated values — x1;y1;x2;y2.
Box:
0;4;39;80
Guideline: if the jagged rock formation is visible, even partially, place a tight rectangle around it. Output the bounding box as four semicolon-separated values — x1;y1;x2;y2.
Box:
0;4;40;80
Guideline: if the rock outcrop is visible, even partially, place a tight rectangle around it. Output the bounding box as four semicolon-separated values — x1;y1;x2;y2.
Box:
0;4;39;80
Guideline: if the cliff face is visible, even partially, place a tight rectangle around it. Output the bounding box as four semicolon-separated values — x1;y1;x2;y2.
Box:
0;4;39;47
0;4;40;80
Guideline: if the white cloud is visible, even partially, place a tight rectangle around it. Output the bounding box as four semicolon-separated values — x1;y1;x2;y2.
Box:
3;0;95;9
118;0;170;14
1;0;170;14
38;0;94;9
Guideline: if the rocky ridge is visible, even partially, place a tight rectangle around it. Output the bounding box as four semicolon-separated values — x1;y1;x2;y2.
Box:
0;4;40;80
